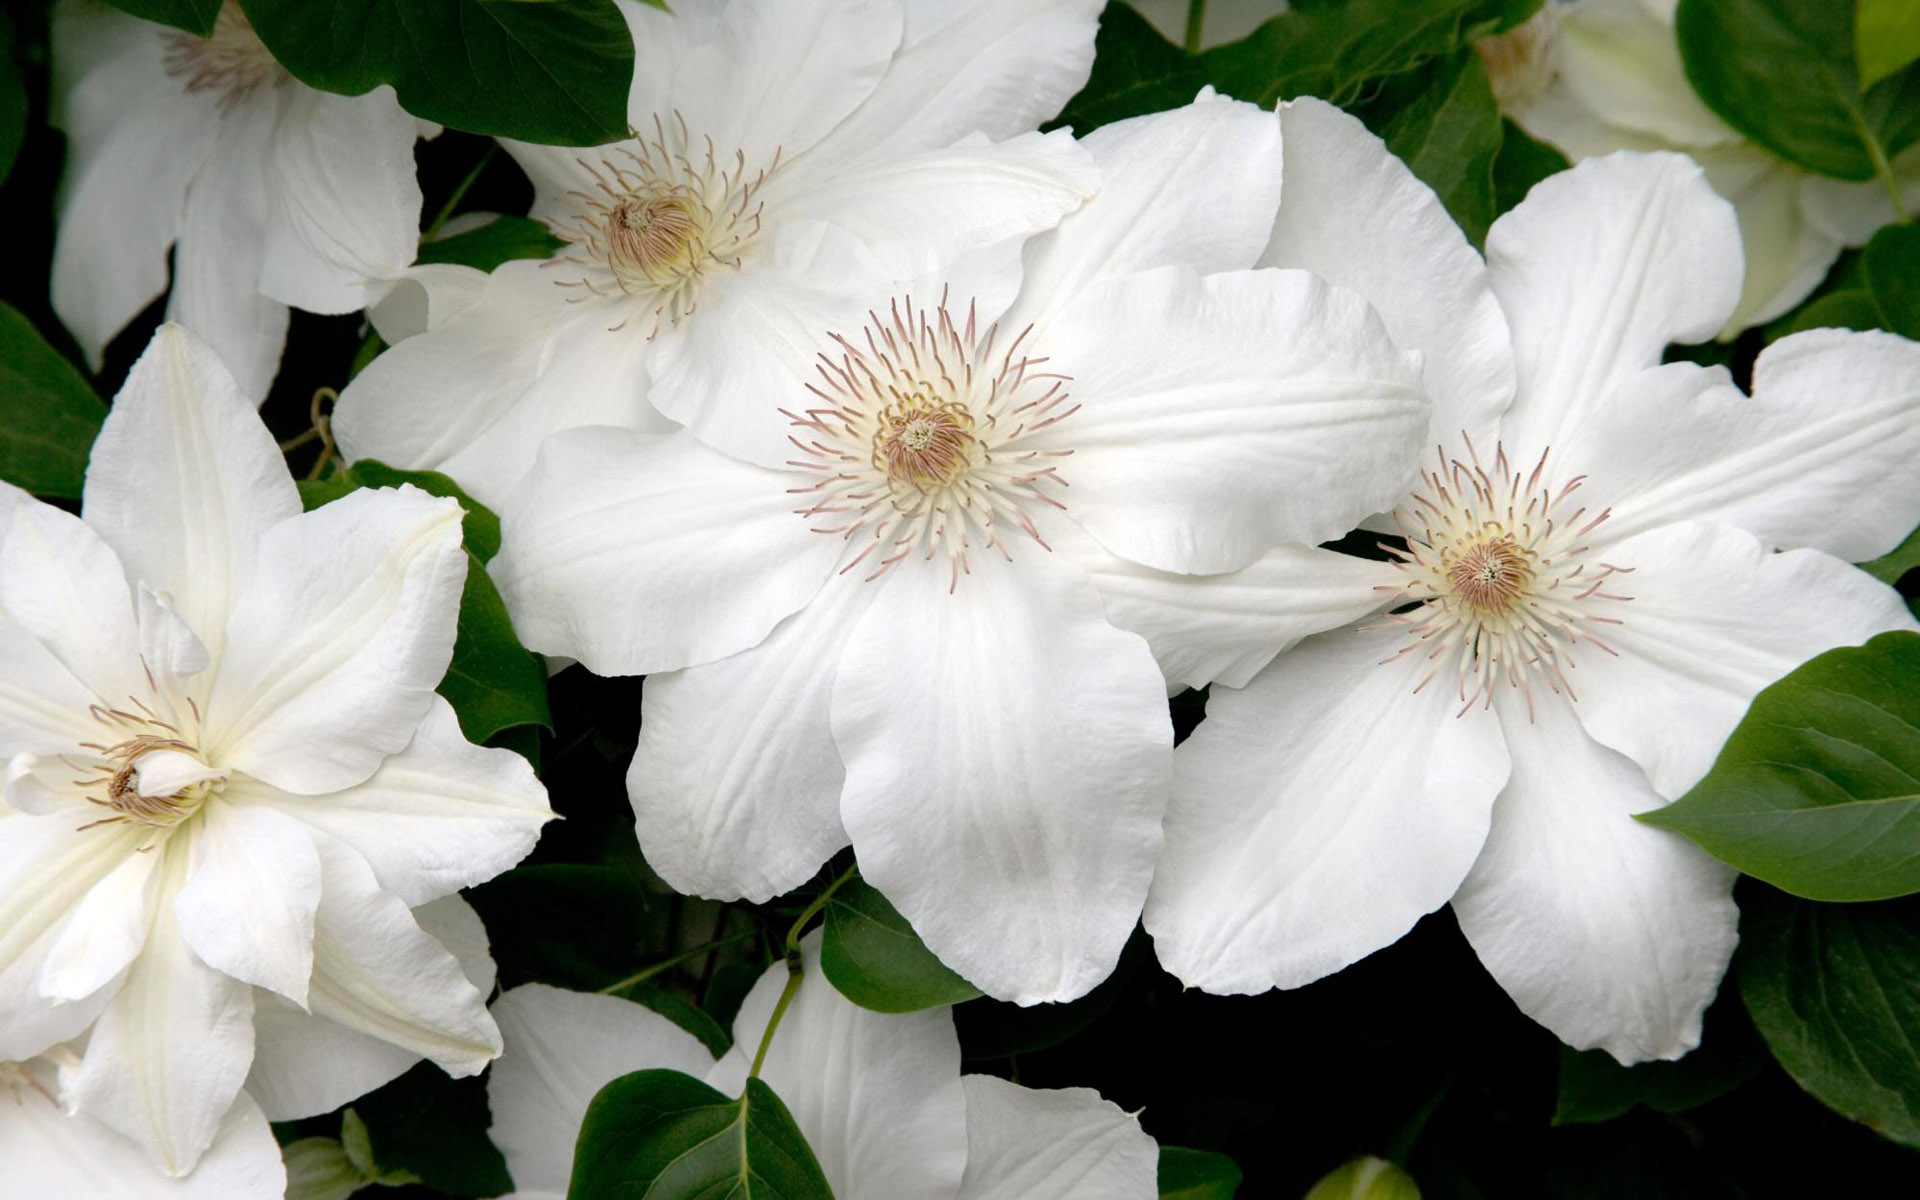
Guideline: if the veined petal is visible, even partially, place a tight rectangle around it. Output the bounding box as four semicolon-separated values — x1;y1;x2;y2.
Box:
831;558;1170;1005
1031;266;1427;573
1147;629;1508;993
487;983;717;1198
37;832;159;1004
1695;143;1841;332
493;427;842;676
1264;98;1515;448
1552;0;1736;148
84;324;302;669
1453;689;1738;1065
201;487;466;795
954;1075;1157;1200
0;493;143;709
706;933;968;1200
629;581;873;903
173;804;320;1006
1487;151;1742;454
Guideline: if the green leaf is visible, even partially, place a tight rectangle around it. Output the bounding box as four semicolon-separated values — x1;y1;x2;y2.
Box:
569;1070;835;1200
1857;0;1920;90
0;11;26;188
1738;886;1920;1148
352;1063;513;1198
417;215;568;273
819;875;981;1013
1490;117;1569;219
339;459;503;561
237;0;634;146
1051;4;1207;134
1676;0;1920;181
101;0;221;35
0;302;107;499
1304;1156;1421;1200
1775;288;1886;337
1158;1146;1243;1199
616;981;734;1058
1369;51;1503;247
1553;997;1762;1124
1641;631;1920;901
1862;222;1920;339
1861;522;1920;587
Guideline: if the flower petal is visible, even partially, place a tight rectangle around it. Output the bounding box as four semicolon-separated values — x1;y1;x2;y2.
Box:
1031;265;1427;573
1695;143;1841;331
493;427;841;675
36;831;160;1003
831;557;1170;1004
1453;688;1738;1064
174;804;320;1006
706;933;968;1200
1146;628;1508;993
1551;0;1736;148
487;983;717;1198
1263;97;1515;448
1486;151;1742;454
0;492;142;714
201;486;466;795
954;1075;1158;1200
84;323;303;667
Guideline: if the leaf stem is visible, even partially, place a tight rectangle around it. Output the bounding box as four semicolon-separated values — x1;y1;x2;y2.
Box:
750;956;804;1079
784;863;857;956
1183;0;1207;53
425;144;499;240
596;929;759;995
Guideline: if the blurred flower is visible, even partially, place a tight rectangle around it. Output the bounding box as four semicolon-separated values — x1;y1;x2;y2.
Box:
1132;0;1288;48
0;325;553;1175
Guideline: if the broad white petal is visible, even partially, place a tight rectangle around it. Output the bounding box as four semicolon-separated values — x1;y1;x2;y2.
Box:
84;324;302;667
1032;266;1426;573
235;696;549;908
1147;628;1508;993
201;487;466;795
1695;144;1840;331
0;494;142;712
364;262;491;344
1264;98;1515;448
1486;151;1742;453
0;620;106;757
707;933;968;1200
493;427;841;676
629;581;873;902
1552;0;1735;148
174;804;320;1006
955;1075;1157;1200
37;833;159;1004
832;558;1170;1004
1568;521;1915;798
1453;689;1738;1064
488;983;717;1198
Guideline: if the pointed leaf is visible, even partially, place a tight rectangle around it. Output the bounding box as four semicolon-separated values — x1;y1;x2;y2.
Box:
1158;1146;1243;1199
418;215;568;274
820;875;981;1014
0;302;106;499
1862;222;1920;340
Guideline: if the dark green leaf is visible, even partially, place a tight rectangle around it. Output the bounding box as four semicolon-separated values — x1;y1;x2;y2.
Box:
1051;3;1207;133
1370;52;1503;246
417;215;568;273
615;981;734;1058
1490;117;1568;219
820;875;981;1013
102;0;221;36
1641;631;1920;901
1861;523;1920;587
1862;222;1920;339
237;0;634;146
1857;0;1920;90
569;1071;834;1200
1774;288;1886;337
1158;1145;1243;1199
1676;0;1920;181
1738;886;1920;1148
1553;996;1762;1124
0;12;25;187
0;302;107;499
352;1062;513;1198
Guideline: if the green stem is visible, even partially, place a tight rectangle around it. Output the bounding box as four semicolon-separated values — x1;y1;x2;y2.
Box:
784;864;857;956
1840;87;1911;223
1183;0;1207;53
749;956;804;1078
425;144;499;240
596;929;758;995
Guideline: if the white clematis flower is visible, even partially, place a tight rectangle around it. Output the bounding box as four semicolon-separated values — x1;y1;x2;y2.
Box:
485;934;1158;1200
0;324;554;1175
331;0;1107;507
51;0;435;400
1145;142;1920;1064
491;93;1431;1005
1133;0;1287;49
0;1051;284;1198
1479;0;1920;334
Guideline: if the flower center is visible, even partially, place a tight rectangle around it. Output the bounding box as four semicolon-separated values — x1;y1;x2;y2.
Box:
784;296;1077;589
548;114;775;334
70;692;222;838
1369;442;1633;714
161;2;287;108
1474;6;1561;110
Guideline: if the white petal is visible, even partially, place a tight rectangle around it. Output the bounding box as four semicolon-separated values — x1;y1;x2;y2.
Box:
1264;98;1515;449
174;804;320;1006
488;984;717;1197
832;558;1170;1004
1453;689;1738;1064
234;695;549;908
70;843;258;1176
84;323;303;667
201;486;466;795
0;493;142;712
37;833;160;1004
0;620;107;757
1695;144;1841;331
1551;0;1736;148
629;582;873;902
1567;521;1915;798
1031;266;1427;573
1147;628;1508;993
706;933;968;1200
364;262;491;344
954;1075;1157;1200
493;427;841;675
137;586;212;698
1486;151;1742;454
1011;94;1284;328
130;750;226;798
259;85;424;314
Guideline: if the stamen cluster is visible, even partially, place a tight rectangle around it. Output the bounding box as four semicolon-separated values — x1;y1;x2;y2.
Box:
160;2;287;109
67;680;217;837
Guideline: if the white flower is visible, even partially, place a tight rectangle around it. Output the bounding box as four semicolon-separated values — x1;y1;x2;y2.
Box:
1133;0;1287;49
491;93;1430;1004
485;933;1158;1200
0;1051;284;1198
0;325;554;1174
331;0;1106;506
1479;0;1920;334
1144;141;1920;1063
50;0;434;399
